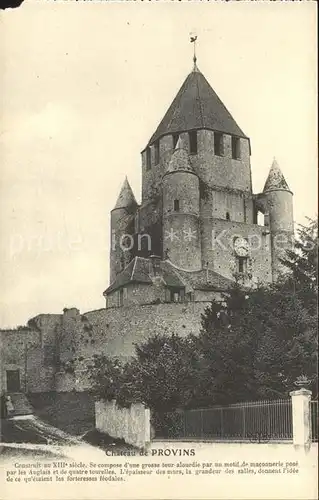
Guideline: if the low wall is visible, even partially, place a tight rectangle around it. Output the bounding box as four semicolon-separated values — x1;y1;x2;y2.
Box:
95;399;150;448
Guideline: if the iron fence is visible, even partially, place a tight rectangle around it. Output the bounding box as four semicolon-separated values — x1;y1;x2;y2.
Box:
154;399;293;441
311;400;318;442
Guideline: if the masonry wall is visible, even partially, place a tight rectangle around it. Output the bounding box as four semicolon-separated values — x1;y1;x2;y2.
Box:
142;129;252;221
263;189;294;281
194;290;223;303
189;130;252;193
163;213;201;271
30;314;61;364
110;207;136;283
138;200;162;233
0;329;42;394
53;301;209;391
86;301;208;357
1;300;210;394
106;283;163;309
201;218;273;283
141;135;173;203
0;293;234;395
96;399;150;448
200;189;255;226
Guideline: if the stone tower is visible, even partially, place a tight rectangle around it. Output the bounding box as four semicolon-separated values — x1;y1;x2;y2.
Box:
104;59;293;307
110;177;137;283
0;53;297;399
256;158;294;280
162;138;201;271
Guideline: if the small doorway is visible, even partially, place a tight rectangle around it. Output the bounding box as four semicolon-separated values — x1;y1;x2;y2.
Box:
169;288;185;303
6;370;21;392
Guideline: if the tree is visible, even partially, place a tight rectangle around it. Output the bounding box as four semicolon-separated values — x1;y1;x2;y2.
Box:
280;217;318;313
88;334;202;412
88;355;129;404
129;333;202;412
198;281;317;404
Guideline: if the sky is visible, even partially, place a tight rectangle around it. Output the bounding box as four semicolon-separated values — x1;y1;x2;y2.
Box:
0;0;317;328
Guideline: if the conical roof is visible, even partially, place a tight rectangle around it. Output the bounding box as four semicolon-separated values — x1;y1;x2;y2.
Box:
147;68;247;147
263;158;291;193
165;138;196;175
113;177;137;210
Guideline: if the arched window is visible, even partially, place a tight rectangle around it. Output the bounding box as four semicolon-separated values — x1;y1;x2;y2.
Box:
174;199;180;212
226;212;230;221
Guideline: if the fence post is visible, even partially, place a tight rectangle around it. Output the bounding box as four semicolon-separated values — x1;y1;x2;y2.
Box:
242;406;246;438
220;408;224;438
289;388;312;448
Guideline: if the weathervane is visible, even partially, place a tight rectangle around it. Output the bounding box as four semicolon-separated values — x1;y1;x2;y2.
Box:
190;33;198;70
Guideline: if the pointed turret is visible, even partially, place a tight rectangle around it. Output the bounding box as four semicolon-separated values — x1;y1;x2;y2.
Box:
110;177;138;283
113;177;137;210
261;158;294;281
165;137;196;175
263;158;291;193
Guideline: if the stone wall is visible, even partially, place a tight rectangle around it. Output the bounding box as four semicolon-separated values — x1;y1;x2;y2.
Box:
202;218;273;283
0;328;42;394
143;130;252;199
106;283;161;309
262;189;294;281
110;206;136;283
0;301;208;394
191;130;252;193
52;301;209;391
0;297;222;395
141;135;173;203
0;326;58;395
200;189;254;225
84;301;208;359
163;213;202;271
163;168;201;271
95;399;150;448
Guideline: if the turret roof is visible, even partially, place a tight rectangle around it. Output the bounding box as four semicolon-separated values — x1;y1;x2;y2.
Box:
165;138;196;175
147;68;247;147
263;158;291;193
113;177;137;210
